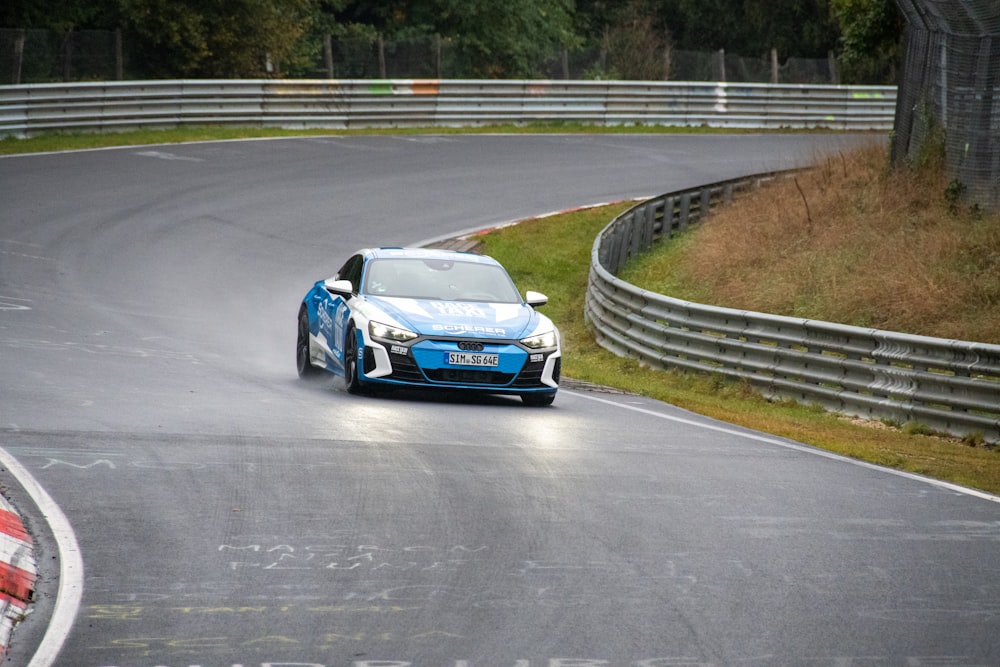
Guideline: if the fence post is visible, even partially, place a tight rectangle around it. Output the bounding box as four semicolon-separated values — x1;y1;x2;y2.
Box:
115;28;123;80
827;50;839;84
770;48;779;84
435;34;442;78
713;48;726;82
324;35;333;78
62;30;73;81
12;29;25;84
663;39;672;80
378;34;386;78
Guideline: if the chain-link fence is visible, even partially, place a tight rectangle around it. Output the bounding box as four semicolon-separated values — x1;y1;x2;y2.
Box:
314;38;844;84
2;28;872;86
891;0;999;210
1;29;122;83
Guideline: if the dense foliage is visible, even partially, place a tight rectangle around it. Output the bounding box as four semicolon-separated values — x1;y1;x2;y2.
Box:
1;0;902;81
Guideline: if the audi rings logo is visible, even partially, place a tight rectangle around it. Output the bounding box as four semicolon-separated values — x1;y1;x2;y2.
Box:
457;341;484;351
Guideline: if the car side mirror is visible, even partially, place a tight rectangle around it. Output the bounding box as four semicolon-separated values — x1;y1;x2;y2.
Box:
525;291;548;307
324;279;354;298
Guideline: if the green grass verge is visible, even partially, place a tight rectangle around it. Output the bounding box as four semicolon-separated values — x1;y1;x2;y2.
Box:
0;122;751;155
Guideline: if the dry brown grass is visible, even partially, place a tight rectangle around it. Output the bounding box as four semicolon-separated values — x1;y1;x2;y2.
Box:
625;142;1000;344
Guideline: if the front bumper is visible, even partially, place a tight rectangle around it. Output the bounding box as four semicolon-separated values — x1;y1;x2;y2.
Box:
361;334;560;392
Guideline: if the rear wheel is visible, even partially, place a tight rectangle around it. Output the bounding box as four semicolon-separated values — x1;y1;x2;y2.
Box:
521;392;555;407
344;326;364;394
296;306;321;379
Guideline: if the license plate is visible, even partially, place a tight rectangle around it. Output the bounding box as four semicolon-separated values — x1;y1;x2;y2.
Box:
445;352;499;367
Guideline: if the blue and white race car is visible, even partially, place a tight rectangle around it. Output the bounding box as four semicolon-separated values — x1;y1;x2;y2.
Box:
296;247;561;405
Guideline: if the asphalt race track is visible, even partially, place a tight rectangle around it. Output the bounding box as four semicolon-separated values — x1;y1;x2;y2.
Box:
2;134;998;667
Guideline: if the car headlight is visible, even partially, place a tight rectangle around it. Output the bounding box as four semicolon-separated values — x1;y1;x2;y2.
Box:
521;329;557;349
369;320;418;342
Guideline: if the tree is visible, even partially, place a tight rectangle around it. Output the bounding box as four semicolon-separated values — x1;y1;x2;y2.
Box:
659;0;745;52
601;1;671;80
636;0;839;57
118;0;324;78
830;0;903;83
333;0;576;78
117;0;208;77
200;0;318;77
742;0;838;57
442;0;576;77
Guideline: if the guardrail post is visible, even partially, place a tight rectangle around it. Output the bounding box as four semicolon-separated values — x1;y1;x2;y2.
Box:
628;206;645;257
641;201;657;251
678;193;692;232
699;189;712;223
661;196;675;239
616;213;633;271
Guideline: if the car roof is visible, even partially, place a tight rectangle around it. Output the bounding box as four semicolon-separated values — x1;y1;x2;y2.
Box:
363;247;501;266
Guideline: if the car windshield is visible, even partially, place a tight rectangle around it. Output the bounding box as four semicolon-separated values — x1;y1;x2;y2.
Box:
363;257;523;303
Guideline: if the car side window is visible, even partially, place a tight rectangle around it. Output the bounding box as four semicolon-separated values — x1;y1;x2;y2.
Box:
336;255;364;293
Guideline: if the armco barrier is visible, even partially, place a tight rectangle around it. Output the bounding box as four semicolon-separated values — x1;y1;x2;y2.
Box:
0;79;896;137
584;178;1000;443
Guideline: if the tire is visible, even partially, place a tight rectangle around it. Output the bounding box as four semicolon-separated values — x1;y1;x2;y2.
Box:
296;306;322;379
521;392;555;407
344;326;365;394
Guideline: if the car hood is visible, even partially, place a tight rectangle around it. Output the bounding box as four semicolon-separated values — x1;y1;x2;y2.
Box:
363;296;543;340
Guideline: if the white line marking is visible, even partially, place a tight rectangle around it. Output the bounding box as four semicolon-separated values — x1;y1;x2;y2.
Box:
0;250;55;262
0;448;84;666
133;150;204;162
567;390;1000;504
0;299;32;312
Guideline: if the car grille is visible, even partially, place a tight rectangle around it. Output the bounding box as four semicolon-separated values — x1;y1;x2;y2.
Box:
423;368;516;385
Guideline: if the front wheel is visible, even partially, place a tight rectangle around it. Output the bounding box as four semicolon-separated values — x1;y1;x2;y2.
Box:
344;327;365;394
521;392;555;407
296;306;321;379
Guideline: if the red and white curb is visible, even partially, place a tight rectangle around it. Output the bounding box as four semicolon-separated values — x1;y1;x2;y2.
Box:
0;495;36;659
0;447;83;667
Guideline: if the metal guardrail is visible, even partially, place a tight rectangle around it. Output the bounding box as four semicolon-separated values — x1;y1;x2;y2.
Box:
0;79;896;137
584;177;1000;443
